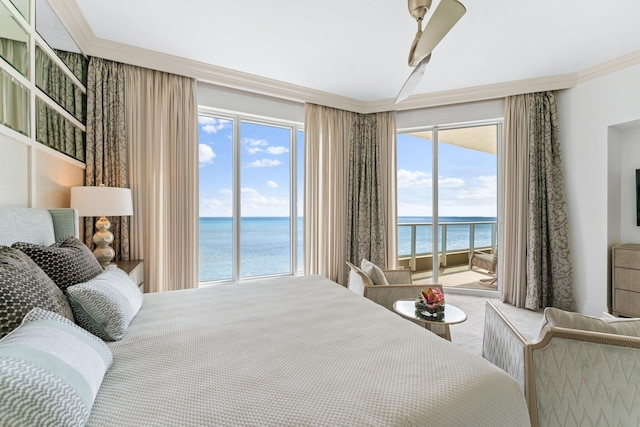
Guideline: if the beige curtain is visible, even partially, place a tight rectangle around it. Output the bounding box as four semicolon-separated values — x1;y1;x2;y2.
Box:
124;66;198;293
84;57;129;259
346;112;397;270
377;113;398;270
501;92;575;310
501;95;529;307
305;104;397;285
304;104;351;285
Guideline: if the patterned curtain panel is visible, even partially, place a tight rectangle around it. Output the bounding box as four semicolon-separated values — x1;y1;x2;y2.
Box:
55;50;89;86
347;112;396;269
84;57;129;262
501;91;575;311
526;92;574;310
35;47;86;123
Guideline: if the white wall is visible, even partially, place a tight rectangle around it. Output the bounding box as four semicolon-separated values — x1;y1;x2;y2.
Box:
557;63;640;315
617;125;640;242
397;99;504;129
0;129;85;209
198;82;304;123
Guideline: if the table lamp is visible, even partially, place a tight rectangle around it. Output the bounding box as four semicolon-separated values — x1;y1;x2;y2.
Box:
70;185;133;267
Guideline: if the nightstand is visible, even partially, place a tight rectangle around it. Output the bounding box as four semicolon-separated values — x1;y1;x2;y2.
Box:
117;260;144;292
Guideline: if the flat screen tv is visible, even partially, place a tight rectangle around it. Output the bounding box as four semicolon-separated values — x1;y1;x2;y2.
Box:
637;169;640;226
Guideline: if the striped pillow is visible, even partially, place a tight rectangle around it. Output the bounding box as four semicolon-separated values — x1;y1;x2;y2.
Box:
67;265;143;341
0;308;112;427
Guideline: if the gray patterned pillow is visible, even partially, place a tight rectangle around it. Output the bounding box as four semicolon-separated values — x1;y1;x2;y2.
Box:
0;246;75;338
67;265;143;341
12;235;103;292
0;308;112;427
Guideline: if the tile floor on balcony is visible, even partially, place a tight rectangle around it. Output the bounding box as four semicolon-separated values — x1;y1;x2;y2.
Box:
411;264;497;290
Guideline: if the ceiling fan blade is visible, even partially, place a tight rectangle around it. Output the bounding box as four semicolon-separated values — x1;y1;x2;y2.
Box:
395;54;431;104
409;0;465;66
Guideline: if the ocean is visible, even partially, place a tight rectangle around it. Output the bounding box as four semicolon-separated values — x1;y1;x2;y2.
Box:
199;216;496;282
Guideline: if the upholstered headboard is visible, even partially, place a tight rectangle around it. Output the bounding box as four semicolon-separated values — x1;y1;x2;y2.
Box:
0;207;79;246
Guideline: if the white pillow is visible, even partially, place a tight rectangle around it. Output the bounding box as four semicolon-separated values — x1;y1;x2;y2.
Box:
539;307;640;337
360;259;389;286
0;308;112;427
67;265;143;341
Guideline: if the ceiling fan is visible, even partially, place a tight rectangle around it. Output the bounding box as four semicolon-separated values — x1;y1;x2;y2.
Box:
395;0;466;104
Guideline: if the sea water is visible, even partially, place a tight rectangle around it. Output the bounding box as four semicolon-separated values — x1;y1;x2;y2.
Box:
199;216;496;282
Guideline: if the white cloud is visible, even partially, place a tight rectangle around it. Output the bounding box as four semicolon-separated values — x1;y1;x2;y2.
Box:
397;169;430;188
397;172;497;217
199;195;232;217
200;187;289;217
243;138;268;147
439;177;465;188
199;144;215;164
247;147;263;154
267;180;278;188
198;117;230;134
266;146;289;155
247;159;282;168
241;187;289;216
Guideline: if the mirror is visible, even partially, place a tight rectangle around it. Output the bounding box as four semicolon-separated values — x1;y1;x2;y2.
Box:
35;0;87;84
36;45;86;122
10;0;29;22
0;1;29;77
0;67;30;136
36;98;85;161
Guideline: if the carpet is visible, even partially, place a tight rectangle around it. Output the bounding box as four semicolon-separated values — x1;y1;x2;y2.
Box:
437;294;544;356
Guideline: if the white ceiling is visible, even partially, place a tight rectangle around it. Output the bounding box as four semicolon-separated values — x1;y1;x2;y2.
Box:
70;0;640;104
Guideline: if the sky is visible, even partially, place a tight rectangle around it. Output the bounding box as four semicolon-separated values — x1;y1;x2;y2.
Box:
397;131;497;218
198;115;497;218
198;116;303;217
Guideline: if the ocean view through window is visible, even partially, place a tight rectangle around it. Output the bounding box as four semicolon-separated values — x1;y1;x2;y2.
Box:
198;110;303;283
397;123;500;288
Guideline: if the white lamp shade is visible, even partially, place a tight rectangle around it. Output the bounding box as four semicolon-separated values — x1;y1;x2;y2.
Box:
70;186;133;217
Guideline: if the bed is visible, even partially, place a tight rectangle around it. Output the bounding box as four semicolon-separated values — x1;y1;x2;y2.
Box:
0;207;530;426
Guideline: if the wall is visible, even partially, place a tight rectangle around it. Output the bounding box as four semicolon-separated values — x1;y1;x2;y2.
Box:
618;125;640;242
0;129;85;209
396;99;504;129
198;82;304;123
557;63;640;316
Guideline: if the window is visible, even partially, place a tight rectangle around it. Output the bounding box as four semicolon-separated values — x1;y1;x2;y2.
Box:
397;122;500;290
198;110;303;283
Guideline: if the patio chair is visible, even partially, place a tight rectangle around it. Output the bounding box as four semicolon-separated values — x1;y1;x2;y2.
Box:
469;249;497;287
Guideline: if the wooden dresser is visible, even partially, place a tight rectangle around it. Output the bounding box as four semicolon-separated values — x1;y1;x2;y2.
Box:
612;244;640;317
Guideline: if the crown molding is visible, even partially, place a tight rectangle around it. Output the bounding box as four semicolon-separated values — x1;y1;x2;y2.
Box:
577;49;640;84
364;73;579;113
86;37;369;114
49;1;638;114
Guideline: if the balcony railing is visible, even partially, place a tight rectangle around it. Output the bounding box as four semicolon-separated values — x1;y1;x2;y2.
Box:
398;221;497;271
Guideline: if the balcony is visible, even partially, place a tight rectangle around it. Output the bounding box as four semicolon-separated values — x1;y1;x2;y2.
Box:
397;220;497;290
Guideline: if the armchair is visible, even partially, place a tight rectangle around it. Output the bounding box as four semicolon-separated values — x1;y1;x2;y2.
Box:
346;261;425;311
469;249;497;286
483;300;640;427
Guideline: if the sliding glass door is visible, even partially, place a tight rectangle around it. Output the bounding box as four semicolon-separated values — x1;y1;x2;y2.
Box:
397;122;500;290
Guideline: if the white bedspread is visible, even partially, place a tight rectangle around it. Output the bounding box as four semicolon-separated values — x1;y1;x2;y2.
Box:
88;275;529;426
